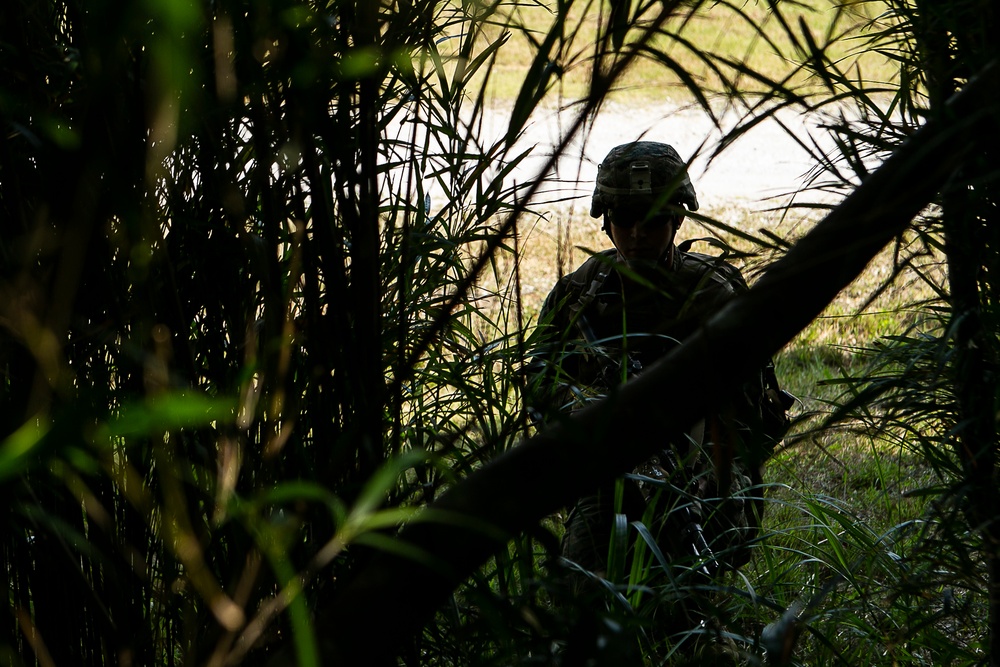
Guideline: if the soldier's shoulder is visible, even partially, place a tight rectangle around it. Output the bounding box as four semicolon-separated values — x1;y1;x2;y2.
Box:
541;249;617;317
554;248;617;292
677;249;748;293
561;249;618;287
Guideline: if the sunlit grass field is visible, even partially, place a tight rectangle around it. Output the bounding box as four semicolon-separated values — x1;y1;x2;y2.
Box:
467;0;898;104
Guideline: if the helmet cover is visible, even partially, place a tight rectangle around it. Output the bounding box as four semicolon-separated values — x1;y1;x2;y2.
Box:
590;141;699;218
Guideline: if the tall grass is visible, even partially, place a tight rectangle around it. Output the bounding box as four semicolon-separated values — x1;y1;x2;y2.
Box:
1;0;997;665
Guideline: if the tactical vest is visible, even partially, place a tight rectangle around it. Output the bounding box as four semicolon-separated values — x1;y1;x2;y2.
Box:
536;244;790;463
538;245;793;573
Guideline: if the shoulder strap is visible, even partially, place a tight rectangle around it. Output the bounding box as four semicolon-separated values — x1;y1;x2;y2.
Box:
566;251;616;342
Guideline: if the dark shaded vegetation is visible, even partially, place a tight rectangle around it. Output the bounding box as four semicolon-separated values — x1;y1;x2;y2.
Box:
1;0;998;665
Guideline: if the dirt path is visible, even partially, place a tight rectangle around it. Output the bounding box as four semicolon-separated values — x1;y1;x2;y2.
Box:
482;100;841;215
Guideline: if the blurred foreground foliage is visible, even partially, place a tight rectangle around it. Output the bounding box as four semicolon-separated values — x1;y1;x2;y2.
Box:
0;0;998;665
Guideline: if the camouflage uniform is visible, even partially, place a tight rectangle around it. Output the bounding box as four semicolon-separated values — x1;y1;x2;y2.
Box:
538;245;773;575
532;141;790;660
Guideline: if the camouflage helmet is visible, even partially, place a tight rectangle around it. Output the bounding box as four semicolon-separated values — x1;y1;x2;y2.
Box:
589;141;699;219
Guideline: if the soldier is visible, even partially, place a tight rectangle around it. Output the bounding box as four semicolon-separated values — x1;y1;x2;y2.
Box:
532;141;792;664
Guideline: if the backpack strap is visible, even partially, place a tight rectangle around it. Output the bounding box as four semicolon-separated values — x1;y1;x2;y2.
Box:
566;251;616;344
566;252;615;316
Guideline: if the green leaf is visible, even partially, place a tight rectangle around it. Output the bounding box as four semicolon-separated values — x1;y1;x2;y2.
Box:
340;46;382;80
349;449;434;518
94;392;236;443
0;419;50;483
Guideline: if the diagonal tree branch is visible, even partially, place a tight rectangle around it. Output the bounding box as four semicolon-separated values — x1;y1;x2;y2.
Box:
319;61;999;664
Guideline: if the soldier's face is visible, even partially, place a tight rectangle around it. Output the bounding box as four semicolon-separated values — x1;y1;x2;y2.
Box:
607;206;681;263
